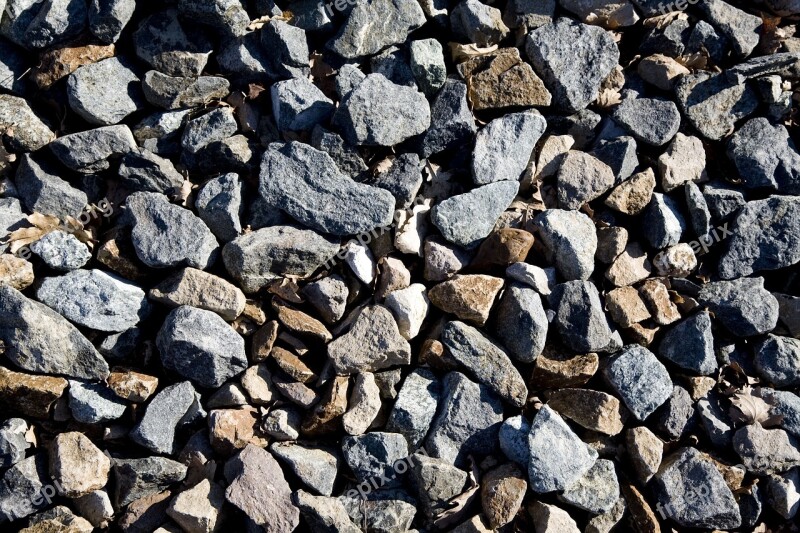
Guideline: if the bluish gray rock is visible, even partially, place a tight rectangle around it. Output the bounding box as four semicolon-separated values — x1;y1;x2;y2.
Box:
303;275;348;324
409;38;446;96
49;125;137;173
727;118;800;194
441;320;528;407
335;64;366;99
0;39;28;95
703;180;746;221
370;46;415;87
603;344;672;420
494;282;548;363
133;10;212;77
527;405;598;493
35;269;149;332
698;0;760;57
0;418;29;468
113;456;187;508
534;209;597;280
658;310;717;375
499;415;531;467
430;180;519;249
698;277;779;336
271;77;334;132
181;107;238;154
372;153;422;208
755;335;800;387
133;109;191;155
195;173;242;243
271;443;339;496
592;136;638;184
472;110;546;185
327;0;425;59
142;71;230;110
559;459;620;514
385;369;441;448
696;391;733;447
733;423;800;475
177;0;249;37
408;453;468;518
685;182;712;239
15;154;88;219
0;95;54;152
157;305;248;388
759;388;800;438
311;126;368;179
98;328;141;360
549;280;613;352
675;71;758;141
643;192;685;249
126;192;219;270
341;432;408;487
68;380;127;423
130;381;201;454
258;141;395;235
119;148;184;193
89;0;135;43
0;284;109;380
612;97;680;146
654;385;695;440
0;455;49;523
418;79;476;158
2;0;87;49
525;17;619;112
451;0;508;46
67;57;142;126
260;19;310;79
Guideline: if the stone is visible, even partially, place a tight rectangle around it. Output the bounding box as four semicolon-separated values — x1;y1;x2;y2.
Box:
549;281;613;352
525;18;619;112
107;369;158;402
271;77;334;132
89;0;135;43
559;459;620;514
311;126;368;179
698;277;779;336
371;153;423;208
494;282;548;363
302;376;349;436
755;335;800;387
471;229;534;270
505;263;555;295
675;71;758;141
35;269;149;333
643;192;685;249
181;107;238;154
767;469;800;520
342;372;382;435
499;415;531;467
451;0;508;45
734;424;800;475
340;495;416;532
50;432;110;498
149;267;245;321
166;479;224;533
654;447;741;529
15;154;89;219
386;369;440;448
0;418;29;468
328;306;411;375
604;344;673;420
259;142;395;235
430;180;519;248
194;173;242;243
426;372;504;466
223;225;339;293
113;456;187;508
209;407;267;454
626;426;663;483
341;432;408;486
653;243;697;277
527;405;598;493
424;238;470;281
177;0;249;37
418;79;476;157
73;490;113;528
293;490;361;533
68;380;127;423
260;19;309;78
586;497;626;533
0;366;67;419
659;310;717;375
408;453;468;517
604;167;656;215
0;454;49;523
240;363;275;404
119;149;184;193
592;136;638;183
67;57;141;126
535;135;575;180
273;300;332;342
263;406;301;441
117;490;172;532
29;231;91;272
271;443;338;496
126;192;219;270
49;124;137;173
529;501;580;533
534;209;597;280
333;73;430;146
698;0;761;57
343;240;375;284
472;111;545;186
596;226;628;265
409;38;446;95
658;133;707;192
612;96;680;146
328;0;425;59
130;381;200;454
0;254;33;290
385;283;429;340
637;53;690;90
143;71;229;110
0;285;109;380
0;39;28;94
556;150;615;210
548;388;626;435
303;275;348;324
728;118;800;194
654;385;695;440
157;306;247;389
606;286;650;328
428;274;503;326
0;95;54;151
459;48;552;110
481;463;526;528
639;279;681;326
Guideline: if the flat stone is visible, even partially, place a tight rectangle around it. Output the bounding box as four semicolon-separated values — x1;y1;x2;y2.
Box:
459;48;552;110
240;363;276;404
659;310;717;375
130;381;200;454
494;282;548;363
15;154;89;219
473;111;546;185
675;71;758;141
604;345;673;420
50;432;110;498
113;456;187;508
0;95;54;151
604;168;656;215
67;57;141;125
30;231;91;271
534;209;597;280
534;353;598;389
0;366;67;419
328;305;411;375
612;96;680;146
698;277;779;336
428;274;504;326
549;280;614;352
49;125;137;173
556;150;615;210
755;335;800;387
149;267;246;321
549;388;626;435
386;368;441;448
342;372;382;435
505;263;555;295
559;458;620;514
68;379;127;423
143;71;229;110
328;0;425;59
273;300;332;342
117;490;172;532
271;443;339;496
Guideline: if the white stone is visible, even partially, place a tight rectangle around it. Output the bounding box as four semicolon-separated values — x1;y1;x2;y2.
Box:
385;283;430;339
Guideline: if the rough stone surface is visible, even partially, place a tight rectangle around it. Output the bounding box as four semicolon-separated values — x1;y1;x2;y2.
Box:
698;277;779;336
428;274;504;326
534;209;597;280
603;345;673;420
472;111;546;185
328;306;412;375
67;57;141;126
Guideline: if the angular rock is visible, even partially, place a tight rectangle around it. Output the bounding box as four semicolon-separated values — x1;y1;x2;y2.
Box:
530;501;581;533
534;209;597;280
698;277;779;336
49;124;137;173
303;275;348;324
328;306;411;375
149;267;246;321
89;0;135;43
604;344;673;420
658;133;707;192
271;77;335;132
181;107;238;154
451;0;508;45
698;0;761;57
0;95;54;151
385;283;429;340
659;311;716;375
0;366;67;420
167;479;225;533
734;424;800;475
67;57;141;126
604;167;656;215
114;456;187;508
68;380;127;423
626;426;663;484
605;286;650;328
143;71;229;110
293;490;361;533
556;150;615;210
612;96;680;146
0;418;29;468
130;381;200;454
559;458;620;514
481;463;526;528
549;281;613;352
386;369;441;448
548;388;626;435
271;443;339;496
418;79;477;157
15;154;88;219
0;454;49;523
342;372;382;436
30;231;91;271
260;19;310;79
675;71;758;141
494;282;548;363
643;192;685;249
755;335;800;387
50;432;110;498
119;148;184;193
408;453;468;518
409;38;446;96
428;274;503;326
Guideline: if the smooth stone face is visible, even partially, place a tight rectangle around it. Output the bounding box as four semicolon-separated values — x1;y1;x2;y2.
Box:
126;192;219;270
534;209;597;280
328;306;411;374
527;405;598;493
130;381;199;454
327;0;425;59
654;447;742;529
67;57;142;125
612;97;681;146
332;73;431;146
30;231;91;271
68;380;127;424
603;344;673;421
698;277;779;336
385;369;441;448
15;154;88;219
0;95;54;151
658;310;717;375
431;180;519;249
271;443;339;496
755;335;800;387
156;306;248;389
549;280;613;352
494;282;548;363
0;284;109;380
258;141;396;235
559;459;620;514
49;124;137;173
525;17;619;111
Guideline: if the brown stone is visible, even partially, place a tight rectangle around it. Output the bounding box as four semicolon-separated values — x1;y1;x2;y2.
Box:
149;267;246;321
451;514;494;533
639;279;681;325
32;43;116;89
107;369;159;402
471;228;534;270
0;365;68;419
118;490;172;533
301;376;348;436
272;346;316;383
683;376;716;401
480;463;527;528
0;253;34;290
619;480;661;533
428;274;504;326
626;426;663;484
604;168;656;215
535;135;574;181
595;226;628;264
208;407;267;455
626;322;660;346
531;351;599;389
166;479;225;533
605;286;651;328
605;242;652;287
251;320;278;363
528;501;580;533
239;364;275;405
96;231;147;281
50;432;111;498
418;338;459;370
272;299;332;342
375;256;411;300
548;388;627;435
638;54;690;91
459;48;552;110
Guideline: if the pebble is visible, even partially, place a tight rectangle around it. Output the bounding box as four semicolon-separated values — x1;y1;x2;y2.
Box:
149;267;246;321
271;443;339;496
67;57;141;125
481;463;526;528
534;209;597;280
604;167;656;215
613;96;681;146
698;277;779;336
327;306;412;374
384;283;429;339
130;381;200;454
0;254;34;290
658;133;707;192
472;111;546;185
549;280;614;352
603;344;673;421
68;380;127;423
548;388;626;435
428;274;504;326
29;231;91;271
559;458;620;514
755;335;800;387
342;372;382;435
50;432;110;498
556;150;615;210
343;240;375;284
194;173;242;243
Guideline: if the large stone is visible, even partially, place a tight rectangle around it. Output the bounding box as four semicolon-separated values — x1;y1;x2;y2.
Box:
428;274;504;326
418;79;476;157
119;148;185;193
698;0;761;57
328;306;411;375
149;267;245;321
89;0;136;43
556;150;615;209
612;96;680;146
603;345;673;420
534;209;597;280
755;335;800;387
0;95;54;151
15;154;88;219
48;124;137;173
50;432;110;498
130;381;200;454
494;282;548;363
67;380;127;423
697;277;779;336
549;281;613;352
67;57;141;125
133;10;212;77
0;366;67;419
271;443;339;496
177;0;249;37
3;0;87;49
675;71;758;141
327;0;425;59
559;459;620;514
727;118;800;194
658;310;717;375
385;369;441;448
0;454;49;523
113;456;187;508
734;424;800;474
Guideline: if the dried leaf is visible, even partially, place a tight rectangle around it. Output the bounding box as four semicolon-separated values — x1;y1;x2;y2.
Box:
4;212;61;252
595;87;622;108
170;179;194;207
448;42;499;63
759;13;784;55
643;11;688;30
729;385;783;426
371;155;395;176
248;83;266;100
309;52;335;82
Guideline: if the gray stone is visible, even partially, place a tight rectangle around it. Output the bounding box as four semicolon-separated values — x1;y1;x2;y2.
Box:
755;335;800;387
327;0;425;59
333;73;430;146
130;381;200;454
0;454;48;523
126;192;219;270
335;64;366;99
685;182;712;239
0;95;54;151
133;10;212;77
591;136;638;184
293;490;361;533
505;263;555;295
733;423;800;475
499;415;531;467
612;96;680;146
217;32;273;81
260;19;310;79
654;447;741;529
35;269;149;333
223;225;339;293
0;39;28;95
767;469;800;520
525;17;619;112
527;405;598;493
271;443;338;496
425;371;504;466
262;406;301;441
703;180;746;221
409;38;446;96
328;305;411;374
142;71;229;110
343;372;381;435
0;418;29;468
441;320;528;407
177;0;249;37
98;328;141;360
149;267;246;321
696;392;733;448
556;150;615;210
133;109;191;155
655;385;695;440
113;456;187;508
431;180;519;249
0;197;25;244
271;77;334;132
2;0;86;49
643;192;685;249
340;493;416;533
15;154;88;219
659;310;717;375
727;52;800;84
559;459;619;514
386;369;441;448
728;118;800;194
195;173;242;243
549;280;613;352
604;344;672;420
68;379;127;423
370;46;415;87
181;107;238;154
310;126;368;179
341;432;408;487
504;0;556;29
119;148;184;194
303;275;348;324
419;79;476;157
258;141;396;235
698;0;761;57
472;110;546;185
372;153;423;208
424;238;471;281
49;124;137;173
719;196;800;279
534;209;597;280
698;277;779;336
67;57;141;126
675;71;758;141
408;453;468;518
451;0;508;45
157;305;248;388
495;282;548;363
89;0;135;43
0;284;109;379
760;389;800;438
